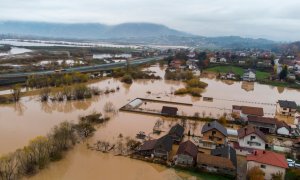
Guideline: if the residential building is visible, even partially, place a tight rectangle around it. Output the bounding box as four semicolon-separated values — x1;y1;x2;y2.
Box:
211;145;237;168
243;69;256;82
276;100;297;117
247;150;288;180
232;105;264;121
200;121;228;148
247;116;277;134
173;140;198;167
197;153;236;177
220;57;227;63
238;125;267;150
161;106;178;116
153;135;173;160
137;135;173;160
168;124;184;143
276;121;290;136
210;57;217;63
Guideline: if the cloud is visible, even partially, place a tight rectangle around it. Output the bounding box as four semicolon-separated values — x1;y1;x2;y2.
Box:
0;0;299;41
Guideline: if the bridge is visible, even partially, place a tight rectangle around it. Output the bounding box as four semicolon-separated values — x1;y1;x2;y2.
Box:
0;56;165;85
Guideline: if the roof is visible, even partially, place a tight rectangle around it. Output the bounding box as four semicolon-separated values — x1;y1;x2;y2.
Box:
248;116;277;125
161;106;178;116
211;145;237;167
278;100;297;109
201;120;228;136
244;69;256;74
168;124;184;137
247;150;288;169
197;153;235;170
233;105;264;116
139;139;157;151
276;120;290;130
154;135;173;152
176;140;198;159
237;125;267;142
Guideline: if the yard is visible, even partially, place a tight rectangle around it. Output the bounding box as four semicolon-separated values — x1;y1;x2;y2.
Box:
205;65;270;80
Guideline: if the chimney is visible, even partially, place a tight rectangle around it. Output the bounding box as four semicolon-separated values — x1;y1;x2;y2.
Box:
254;151;257;155
263;151;266;154
208;123;210;127
244;127;247;134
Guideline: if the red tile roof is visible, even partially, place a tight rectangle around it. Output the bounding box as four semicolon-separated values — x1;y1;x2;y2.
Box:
238;125;267;142
248;116;277;125
247;150;288;169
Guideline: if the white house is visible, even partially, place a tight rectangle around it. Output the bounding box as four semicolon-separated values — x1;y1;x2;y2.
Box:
247;150;288;180
243;69;256;82
237;125;267;150
210;57;217;63
220;57;227;63
276;100;297;117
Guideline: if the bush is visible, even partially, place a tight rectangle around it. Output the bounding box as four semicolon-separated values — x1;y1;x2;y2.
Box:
247;166;265;180
121;74;133;84
286;168;300;180
186;78;208;88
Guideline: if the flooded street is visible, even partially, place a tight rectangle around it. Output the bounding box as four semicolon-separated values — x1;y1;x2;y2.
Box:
0;64;299;179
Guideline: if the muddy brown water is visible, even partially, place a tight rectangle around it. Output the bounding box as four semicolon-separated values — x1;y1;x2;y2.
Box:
0;64;299;179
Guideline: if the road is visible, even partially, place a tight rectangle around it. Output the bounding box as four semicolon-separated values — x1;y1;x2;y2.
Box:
0;56;165;78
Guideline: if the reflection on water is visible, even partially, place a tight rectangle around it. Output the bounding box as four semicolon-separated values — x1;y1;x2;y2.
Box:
0;64;299;179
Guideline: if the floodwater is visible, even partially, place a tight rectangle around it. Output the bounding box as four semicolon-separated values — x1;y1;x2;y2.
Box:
0;64;299;179
0;47;32;57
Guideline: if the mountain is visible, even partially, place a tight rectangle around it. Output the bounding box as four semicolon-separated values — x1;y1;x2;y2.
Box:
0;21;277;49
0;21;190;39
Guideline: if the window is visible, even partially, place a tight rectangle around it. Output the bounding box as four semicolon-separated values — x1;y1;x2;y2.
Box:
212;131;216;135
250;136;256;140
260;165;266;169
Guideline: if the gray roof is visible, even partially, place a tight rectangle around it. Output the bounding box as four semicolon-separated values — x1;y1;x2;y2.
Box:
154;135;173;152
278;100;297;109
168;124;184;137
201;121;228;136
211;145;237;167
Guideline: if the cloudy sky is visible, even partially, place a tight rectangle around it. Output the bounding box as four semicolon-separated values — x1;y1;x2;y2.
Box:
0;0;300;41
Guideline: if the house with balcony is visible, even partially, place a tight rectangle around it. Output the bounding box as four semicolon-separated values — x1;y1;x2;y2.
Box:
198;121;228;150
276;100;297;117
238;125;267;150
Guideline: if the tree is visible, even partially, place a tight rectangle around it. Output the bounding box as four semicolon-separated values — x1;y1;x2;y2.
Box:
279;65;288;80
40;88;51;102
11;84;21;102
0;153;19;180
247;166;265;180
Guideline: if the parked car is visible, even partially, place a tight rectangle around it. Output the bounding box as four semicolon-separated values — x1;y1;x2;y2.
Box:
295;163;300;168
287;159;295;167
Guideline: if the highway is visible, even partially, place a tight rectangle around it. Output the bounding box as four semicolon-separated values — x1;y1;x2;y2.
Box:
0;56;165;78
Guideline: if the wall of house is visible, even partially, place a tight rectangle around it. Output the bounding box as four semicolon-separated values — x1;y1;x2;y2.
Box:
174;154;194;166
277;127;290;136
276;103;296;117
238;133;265;150
203;130;226;145
247;161;286;180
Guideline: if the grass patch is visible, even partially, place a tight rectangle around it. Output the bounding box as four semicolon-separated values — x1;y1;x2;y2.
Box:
206;66;244;76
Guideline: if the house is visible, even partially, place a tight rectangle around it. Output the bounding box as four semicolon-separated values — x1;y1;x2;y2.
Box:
173;140;198;167
169;60;183;69
211;145;237;168
197;153;236;177
153;135;173;160
210;57;217;63
161;106;178;116
246;150;288;180
238;125;267;150
276;121;290;136
137;135;173;160
239;60;246;64
232;105;264;121
168;124;184;143
243;69;256;82
220;72;236;80
247;116;277;134
276;100;297;117
138;139;157;156
220;57;227;63
201;121;228;146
